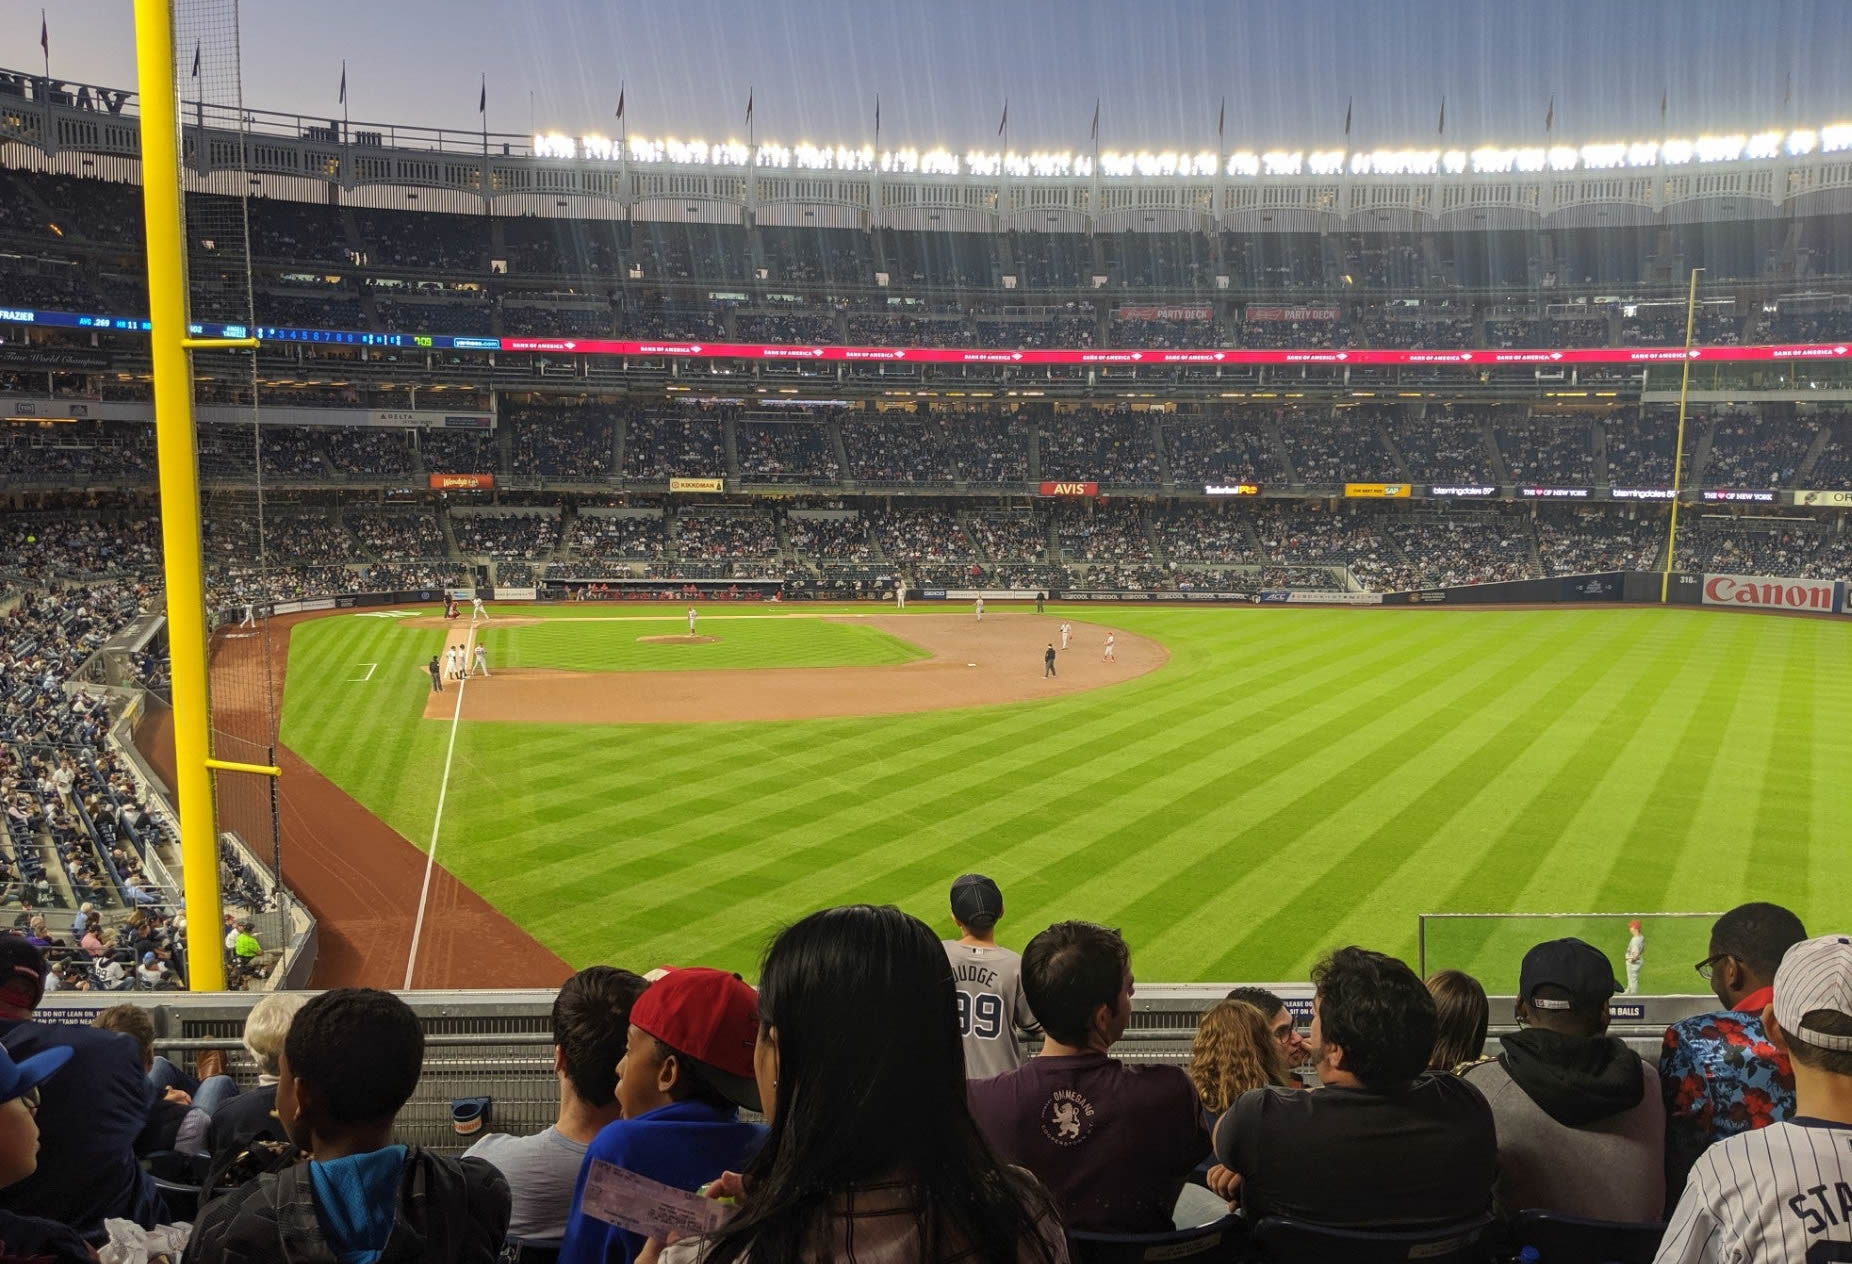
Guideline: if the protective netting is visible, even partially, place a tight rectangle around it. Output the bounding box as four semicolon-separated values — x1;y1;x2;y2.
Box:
173;0;289;959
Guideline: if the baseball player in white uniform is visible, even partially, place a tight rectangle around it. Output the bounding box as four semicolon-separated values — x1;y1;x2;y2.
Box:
472;643;489;678
472;595;486;620
687;606;698;635
239;601;255;628
1059;622;1071;650
975;595;984;622
1102;632;1115;663
1626;921;1645;993
1655;934;1852;1264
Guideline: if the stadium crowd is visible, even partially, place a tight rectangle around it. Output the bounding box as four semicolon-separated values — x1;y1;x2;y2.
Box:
0;895;1838;1262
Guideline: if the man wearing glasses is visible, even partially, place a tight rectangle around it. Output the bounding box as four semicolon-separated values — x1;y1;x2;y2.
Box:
1658;902;1808;1213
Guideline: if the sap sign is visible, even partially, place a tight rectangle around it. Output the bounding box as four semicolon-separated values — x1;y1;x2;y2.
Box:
1701;574;1838;613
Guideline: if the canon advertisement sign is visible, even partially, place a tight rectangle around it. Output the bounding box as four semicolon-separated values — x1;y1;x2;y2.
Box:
1701;574;1840;612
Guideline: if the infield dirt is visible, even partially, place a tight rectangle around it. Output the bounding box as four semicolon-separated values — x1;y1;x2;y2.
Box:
420;613;1166;725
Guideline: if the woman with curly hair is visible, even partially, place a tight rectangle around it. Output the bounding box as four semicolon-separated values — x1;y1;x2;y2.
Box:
1188;999;1292;1116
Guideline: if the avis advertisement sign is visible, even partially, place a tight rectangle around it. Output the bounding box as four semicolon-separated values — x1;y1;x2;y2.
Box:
1038;481;1100;498
1701;574;1840;613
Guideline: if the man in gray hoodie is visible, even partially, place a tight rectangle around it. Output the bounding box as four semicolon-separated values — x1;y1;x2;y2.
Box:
1462;938;1665;1222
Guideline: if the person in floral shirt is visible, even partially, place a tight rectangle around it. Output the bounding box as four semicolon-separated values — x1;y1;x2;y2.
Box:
1658;902;1807;1212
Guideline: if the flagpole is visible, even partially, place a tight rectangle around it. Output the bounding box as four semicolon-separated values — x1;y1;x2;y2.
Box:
40;9;48;81
341;60;349;139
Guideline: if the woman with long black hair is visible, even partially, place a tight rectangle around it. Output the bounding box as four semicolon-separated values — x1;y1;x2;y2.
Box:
657;904;1068;1264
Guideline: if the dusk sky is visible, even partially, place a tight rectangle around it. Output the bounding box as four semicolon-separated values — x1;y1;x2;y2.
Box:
3;0;1843;152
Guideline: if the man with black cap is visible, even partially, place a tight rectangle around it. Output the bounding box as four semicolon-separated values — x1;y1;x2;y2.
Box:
1656;934;1852;1264
559;967;766;1264
1461;938;1665;1221
943;874;1041;1079
0;935;162;1243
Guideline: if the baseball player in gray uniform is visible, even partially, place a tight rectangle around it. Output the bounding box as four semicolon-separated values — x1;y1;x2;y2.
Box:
941;873;1040;1079
1655;933;1852;1263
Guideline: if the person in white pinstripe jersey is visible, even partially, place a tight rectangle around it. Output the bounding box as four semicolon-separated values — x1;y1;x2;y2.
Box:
1656;934;1852;1264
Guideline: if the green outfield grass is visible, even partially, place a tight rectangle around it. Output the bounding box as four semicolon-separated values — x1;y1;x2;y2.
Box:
476;613;926;673
277;603;1852;991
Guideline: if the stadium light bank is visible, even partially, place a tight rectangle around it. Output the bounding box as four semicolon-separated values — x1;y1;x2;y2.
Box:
530;125;1849;177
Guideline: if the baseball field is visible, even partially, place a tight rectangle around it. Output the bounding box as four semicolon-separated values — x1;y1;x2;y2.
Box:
270;602;1852;992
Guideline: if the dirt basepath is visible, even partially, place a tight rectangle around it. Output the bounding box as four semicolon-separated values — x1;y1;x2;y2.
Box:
423;614;1167;725
138;611;572;990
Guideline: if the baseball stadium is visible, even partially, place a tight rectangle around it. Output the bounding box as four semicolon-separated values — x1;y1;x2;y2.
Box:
1;0;1850;1258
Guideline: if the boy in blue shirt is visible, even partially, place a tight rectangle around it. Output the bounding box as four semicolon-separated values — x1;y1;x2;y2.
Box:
561;968;766;1264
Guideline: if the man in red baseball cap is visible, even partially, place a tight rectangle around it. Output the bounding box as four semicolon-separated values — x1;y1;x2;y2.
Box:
559;968;767;1264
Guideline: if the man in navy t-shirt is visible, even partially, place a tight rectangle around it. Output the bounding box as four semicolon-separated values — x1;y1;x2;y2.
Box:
968;921;1208;1233
561;968;766;1264
0;936;161;1242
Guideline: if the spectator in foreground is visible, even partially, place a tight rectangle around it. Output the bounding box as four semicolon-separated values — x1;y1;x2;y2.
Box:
942;873;1041;1079
1210;946;1497;1228
0;1037;92;1264
1460;938;1665;1221
969;920;1208;1233
1189;998;1293;1117
1426;969;1490;1072
186;987;511;1263
1656;934;1852;1263
469;966;647;1244
92;1003;227;1156
1225;985;1311;1073
559;967;763;1264
0;935;162;1241
204;989;309;1158
653;905;1065;1264
1660;902;1807;1200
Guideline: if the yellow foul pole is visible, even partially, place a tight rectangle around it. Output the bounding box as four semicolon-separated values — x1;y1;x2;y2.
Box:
134;0;225;991
1659;267;1703;603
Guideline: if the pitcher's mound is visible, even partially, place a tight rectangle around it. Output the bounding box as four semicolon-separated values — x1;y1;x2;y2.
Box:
638;634;718;645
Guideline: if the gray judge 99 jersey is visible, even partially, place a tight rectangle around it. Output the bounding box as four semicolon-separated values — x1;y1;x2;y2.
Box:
944;941;1041;1080
1655;1119;1852;1264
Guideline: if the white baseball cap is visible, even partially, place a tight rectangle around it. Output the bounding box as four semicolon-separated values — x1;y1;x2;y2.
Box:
1773;934;1852;1053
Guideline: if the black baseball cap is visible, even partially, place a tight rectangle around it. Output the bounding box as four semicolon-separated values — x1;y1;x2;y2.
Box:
0;935;47;1010
1519;938;1621;1011
950;874;1004;931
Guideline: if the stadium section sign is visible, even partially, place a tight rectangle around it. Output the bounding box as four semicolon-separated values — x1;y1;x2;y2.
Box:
1344;483;1413;499
429;473;493;490
669;477;726;493
1795;489;1852;508
1701;574;1838;613
1244;306;1341;321
1117;305;1212;320
1039;481;1100;497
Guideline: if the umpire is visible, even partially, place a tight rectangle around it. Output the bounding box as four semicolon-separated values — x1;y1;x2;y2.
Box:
427;655;443;693
1044;644;1057;678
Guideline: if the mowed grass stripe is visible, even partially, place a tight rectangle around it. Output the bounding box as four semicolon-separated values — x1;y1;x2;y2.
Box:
624;614;1478;964
480;616;926;673
489;615;1411;944
277;606;1852;980
1198;612;1647;978
1111;614;1590;975
1590;616;1760;915
1428;611;1714;981
468;612;1399;892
